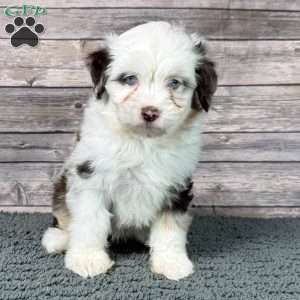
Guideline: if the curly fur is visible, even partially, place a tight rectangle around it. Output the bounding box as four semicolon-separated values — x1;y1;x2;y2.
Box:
42;21;217;280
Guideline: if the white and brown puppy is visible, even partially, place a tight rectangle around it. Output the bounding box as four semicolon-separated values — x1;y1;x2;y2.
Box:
42;21;217;280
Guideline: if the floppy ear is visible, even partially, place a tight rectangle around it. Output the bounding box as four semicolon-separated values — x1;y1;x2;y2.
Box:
84;43;111;99
191;38;218;112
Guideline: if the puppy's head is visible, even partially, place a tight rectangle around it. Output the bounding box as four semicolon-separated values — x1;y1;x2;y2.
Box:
85;22;217;138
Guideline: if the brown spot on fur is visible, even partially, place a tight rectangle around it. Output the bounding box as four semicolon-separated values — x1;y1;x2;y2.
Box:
53;174;67;209
52;216;58;227
52;172;70;230
166;178;194;212
76;160;95;178
76;131;81;142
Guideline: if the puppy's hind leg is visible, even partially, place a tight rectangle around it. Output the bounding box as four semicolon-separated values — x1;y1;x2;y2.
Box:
42;215;70;254
42;227;69;254
42;172;70;253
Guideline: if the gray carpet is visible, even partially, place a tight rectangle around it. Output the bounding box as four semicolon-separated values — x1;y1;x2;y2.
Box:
1;214;300;300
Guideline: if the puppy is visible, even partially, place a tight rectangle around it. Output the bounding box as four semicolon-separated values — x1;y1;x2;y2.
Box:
42;21;217;280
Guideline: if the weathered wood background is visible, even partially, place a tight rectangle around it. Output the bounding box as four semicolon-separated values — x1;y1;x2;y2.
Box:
0;0;300;217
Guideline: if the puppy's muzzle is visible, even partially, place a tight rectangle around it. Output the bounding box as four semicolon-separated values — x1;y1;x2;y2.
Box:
141;106;160;123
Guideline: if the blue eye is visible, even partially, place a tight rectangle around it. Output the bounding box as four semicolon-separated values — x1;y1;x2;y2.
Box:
167;79;181;90
118;74;138;86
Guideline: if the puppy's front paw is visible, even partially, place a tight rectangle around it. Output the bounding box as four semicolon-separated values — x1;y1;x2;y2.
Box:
65;248;114;278
151;251;194;280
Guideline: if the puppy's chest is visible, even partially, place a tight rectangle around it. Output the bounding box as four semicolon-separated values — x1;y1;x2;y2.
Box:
106;158;170;228
103;146;187;228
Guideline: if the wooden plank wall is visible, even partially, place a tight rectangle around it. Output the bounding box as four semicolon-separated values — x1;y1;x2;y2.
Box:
0;0;300;217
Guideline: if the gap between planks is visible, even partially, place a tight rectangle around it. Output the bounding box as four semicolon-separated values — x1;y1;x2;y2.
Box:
2;206;300;218
1;132;300;162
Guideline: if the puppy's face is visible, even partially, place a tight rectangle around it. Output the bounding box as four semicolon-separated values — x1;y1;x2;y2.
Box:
86;22;217;138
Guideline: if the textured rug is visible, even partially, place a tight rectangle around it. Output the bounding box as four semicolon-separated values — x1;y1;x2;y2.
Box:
1;213;300;300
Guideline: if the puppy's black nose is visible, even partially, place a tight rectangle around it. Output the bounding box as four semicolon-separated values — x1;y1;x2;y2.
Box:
141;106;160;122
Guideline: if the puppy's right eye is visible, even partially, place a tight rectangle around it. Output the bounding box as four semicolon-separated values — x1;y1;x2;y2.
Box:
117;74;138;86
167;79;181;90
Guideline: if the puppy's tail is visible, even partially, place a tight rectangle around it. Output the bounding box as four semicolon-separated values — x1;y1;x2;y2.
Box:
42;227;69;253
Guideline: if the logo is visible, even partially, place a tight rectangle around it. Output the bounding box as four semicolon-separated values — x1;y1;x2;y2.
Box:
4;5;47;48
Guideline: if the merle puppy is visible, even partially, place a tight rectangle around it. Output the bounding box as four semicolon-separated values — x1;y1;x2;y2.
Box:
42;21;217;280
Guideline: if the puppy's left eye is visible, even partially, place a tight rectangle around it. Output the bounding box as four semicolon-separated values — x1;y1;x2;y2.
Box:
167;79;181;90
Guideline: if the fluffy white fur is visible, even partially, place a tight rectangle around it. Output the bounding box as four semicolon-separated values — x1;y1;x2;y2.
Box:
149;211;194;280
42;21;215;280
41;227;69;253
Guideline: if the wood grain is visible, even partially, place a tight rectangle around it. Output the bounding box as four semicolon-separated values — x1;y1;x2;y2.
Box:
0;163;59;206
0;86;299;132
193;162;300;206
201;133;300;161
0;162;299;207
2;0;300;10
206;85;300;132
1;8;300;39
0;133;76;162
0;88;87;132
1;40;299;87
1;132;300;162
1;1;299;216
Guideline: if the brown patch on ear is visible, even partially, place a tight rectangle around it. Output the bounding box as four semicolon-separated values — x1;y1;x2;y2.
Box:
85;48;111;99
193;58;217;112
